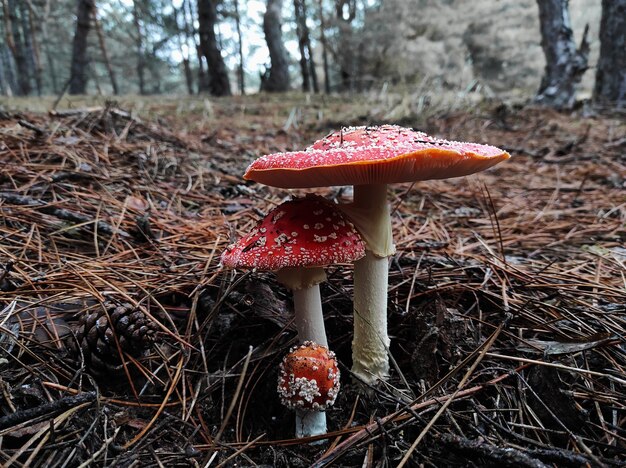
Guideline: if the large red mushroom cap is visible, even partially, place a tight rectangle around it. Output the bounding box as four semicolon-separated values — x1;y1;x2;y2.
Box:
278;341;340;410
244;125;510;189
221;196;365;271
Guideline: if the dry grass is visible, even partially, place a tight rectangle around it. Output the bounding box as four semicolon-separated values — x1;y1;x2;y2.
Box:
0;94;624;466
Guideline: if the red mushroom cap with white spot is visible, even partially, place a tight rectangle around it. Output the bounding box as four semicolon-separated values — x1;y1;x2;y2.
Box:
221;196;365;271
278;341;340;410
244;125;510;189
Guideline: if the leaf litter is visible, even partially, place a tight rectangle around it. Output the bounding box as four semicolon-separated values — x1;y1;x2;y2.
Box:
0;95;624;466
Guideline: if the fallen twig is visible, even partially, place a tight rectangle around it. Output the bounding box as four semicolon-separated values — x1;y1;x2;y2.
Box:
0;392;96;432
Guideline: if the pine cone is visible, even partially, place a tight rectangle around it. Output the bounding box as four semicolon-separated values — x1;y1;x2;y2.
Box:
70;301;158;374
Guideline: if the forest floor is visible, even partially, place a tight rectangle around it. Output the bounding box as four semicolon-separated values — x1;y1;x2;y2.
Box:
0;92;625;467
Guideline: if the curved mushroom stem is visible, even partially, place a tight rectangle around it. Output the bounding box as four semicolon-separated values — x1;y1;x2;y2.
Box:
342;184;392;385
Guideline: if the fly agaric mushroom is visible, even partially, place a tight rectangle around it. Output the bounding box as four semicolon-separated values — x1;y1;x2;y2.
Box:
221;195;364;436
244;125;510;385
278;341;340;438
221;195;365;345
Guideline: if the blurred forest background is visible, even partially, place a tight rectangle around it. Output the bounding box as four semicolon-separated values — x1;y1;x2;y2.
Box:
0;0;623;107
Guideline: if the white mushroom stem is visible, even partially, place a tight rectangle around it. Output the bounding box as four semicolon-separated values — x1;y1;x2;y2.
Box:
293;285;328;347
340;184;393;384
276;267;328;346
352;250;390;383
277;266;329;439
295;410;327;438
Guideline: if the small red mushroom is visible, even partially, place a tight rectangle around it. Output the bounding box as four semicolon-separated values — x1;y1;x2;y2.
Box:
278;341;340;438
278;341;340;411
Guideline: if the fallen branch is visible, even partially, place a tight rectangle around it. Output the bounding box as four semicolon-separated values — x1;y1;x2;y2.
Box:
0;392;97;432
18;119;47;136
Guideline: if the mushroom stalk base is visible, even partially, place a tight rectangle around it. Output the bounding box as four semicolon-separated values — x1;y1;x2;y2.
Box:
352;251;390;384
295;409;327;439
293;284;328;347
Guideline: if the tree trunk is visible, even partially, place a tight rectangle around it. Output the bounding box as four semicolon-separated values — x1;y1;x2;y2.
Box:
0;46;8;96
335;0;356;91
173;4;194;95
39;0;58;94
183;0;206;93
68;0;95;95
93;8;118;95
146;45;162;94
234;0;245;94
0;45;16;96
294;0;311;92
594;0;626;107
0;2;15;95
6;0;31;95
179;57;192;94
303;0;318;93
294;0;318;93
196;47;209;92
197;0;231;96
262;0;290;92
317;0;330;93
132;0;146;95
535;0;590;108
23;2;42;95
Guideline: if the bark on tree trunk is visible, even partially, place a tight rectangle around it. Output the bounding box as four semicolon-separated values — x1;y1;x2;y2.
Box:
173;4;194;95
24;2;42;95
594;0;626;107
69;0;95;95
93;8;118;95
6;0;31;95
535;0;589;108
336;0;356;92
39;0;58;94
197;0;231;96
0;57;6;96
234;0;245;94
262;0;290;92
294;0;311;92
317;0;330;93
180;58;193;94
294;0;318;93
132;0;146;95
145;46;161;94
19;2;37;94
183;0;206;93
0;46;16;96
0;45;7;96
0;5;13;96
